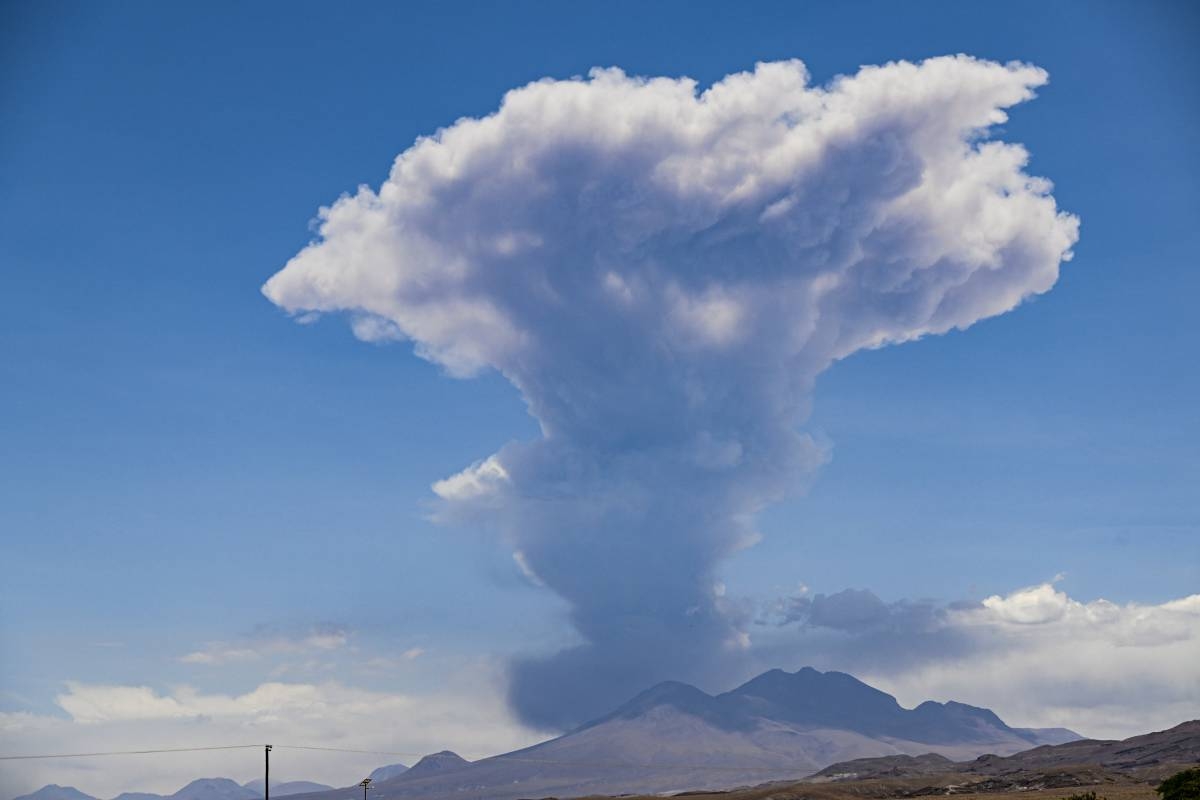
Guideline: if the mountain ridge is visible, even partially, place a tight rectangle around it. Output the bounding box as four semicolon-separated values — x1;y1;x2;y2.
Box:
580;667;1076;747
366;764;408;783
377;751;469;785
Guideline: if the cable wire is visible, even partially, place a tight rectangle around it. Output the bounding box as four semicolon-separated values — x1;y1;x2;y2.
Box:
0;745;264;761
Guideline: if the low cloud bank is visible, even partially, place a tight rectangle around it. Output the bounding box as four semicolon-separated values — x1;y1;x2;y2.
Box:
0;663;543;799
763;582;1200;738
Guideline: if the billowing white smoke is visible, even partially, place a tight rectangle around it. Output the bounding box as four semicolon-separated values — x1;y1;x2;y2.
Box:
263;56;1078;729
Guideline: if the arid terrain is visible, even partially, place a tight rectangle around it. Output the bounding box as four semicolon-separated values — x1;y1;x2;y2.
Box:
604;780;1159;800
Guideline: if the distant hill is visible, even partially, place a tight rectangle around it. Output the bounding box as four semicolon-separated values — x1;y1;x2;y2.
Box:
384;752;468;782
166;780;256;800
815;720;1200;783
13;786;99;800
806;719;1200;786
968;719;1200;778
814;752;959;779
366;764;408;783
1014;727;1086;746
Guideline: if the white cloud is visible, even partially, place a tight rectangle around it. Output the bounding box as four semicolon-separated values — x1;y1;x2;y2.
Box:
179;647;262;665
431;455;509;502
980;582;1072;624
834;584;1200;739
55;683;191;724
0;664;545;800
178;625;350;666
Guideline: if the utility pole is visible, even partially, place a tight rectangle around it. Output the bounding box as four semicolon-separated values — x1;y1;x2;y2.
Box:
265;745;272;800
359;778;372;800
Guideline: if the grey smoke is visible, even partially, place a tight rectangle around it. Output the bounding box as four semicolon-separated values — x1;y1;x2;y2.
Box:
778;589;945;633
761;588;979;674
263;57;1079;729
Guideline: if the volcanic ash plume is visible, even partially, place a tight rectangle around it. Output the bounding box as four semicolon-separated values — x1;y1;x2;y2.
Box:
263;56;1079;729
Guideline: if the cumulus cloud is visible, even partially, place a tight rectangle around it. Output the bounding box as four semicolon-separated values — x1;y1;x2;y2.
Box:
0;665;543;800
264;56;1078;728
431;456;509;503
764;583;1200;738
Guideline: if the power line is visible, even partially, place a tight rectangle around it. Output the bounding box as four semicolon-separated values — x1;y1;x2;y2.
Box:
0;745;264;761
275;746;430;758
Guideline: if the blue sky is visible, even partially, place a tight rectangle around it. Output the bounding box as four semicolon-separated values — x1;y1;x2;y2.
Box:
1;1;1198;794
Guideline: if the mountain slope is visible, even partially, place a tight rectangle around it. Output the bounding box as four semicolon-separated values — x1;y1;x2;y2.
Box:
168;780;257;800
813;752;959;779
386;752;469;782
969;719;1200;775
